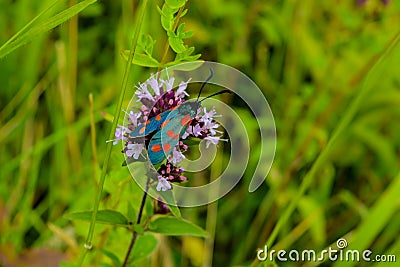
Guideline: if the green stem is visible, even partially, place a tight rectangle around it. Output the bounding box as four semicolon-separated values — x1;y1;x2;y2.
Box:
122;178;150;267
81;0;149;264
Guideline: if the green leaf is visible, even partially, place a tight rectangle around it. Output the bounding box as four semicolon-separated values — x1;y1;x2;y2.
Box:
180;30;194;39
158;4;178;31
165;0;186;9
155;188;181;217
174;47;201;62
161;3;179;15
166;203;181;218
179;9;188;18
145;197;154;217
176;23;186;34
0;0;97;58
148;216;208;237
121;50;160;67
161;15;173;31
130;233;158;262
165;60;204;70
140;34;156;56
175;24;193;39
64;210;129;226
168;33;187;54
100;249;121;267
127;202;137;222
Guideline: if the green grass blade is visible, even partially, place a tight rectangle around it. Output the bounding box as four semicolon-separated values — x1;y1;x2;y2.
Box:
0;0;97;58
0;0;61;55
83;0;149;259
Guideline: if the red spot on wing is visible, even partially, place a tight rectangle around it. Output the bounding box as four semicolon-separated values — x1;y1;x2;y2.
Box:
170;105;180;111
167;130;176;138
151;144;162;152
145;120;151;125
161;119;170;128
139;126;146;134
163;143;171;152
155;114;162;121
167;130;180;139
181;115;192;126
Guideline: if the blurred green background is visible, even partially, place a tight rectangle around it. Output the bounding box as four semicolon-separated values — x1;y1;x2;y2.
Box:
1;0;400;266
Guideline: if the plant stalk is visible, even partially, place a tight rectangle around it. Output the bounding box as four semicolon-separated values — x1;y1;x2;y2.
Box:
81;0;149;265
122;177;150;267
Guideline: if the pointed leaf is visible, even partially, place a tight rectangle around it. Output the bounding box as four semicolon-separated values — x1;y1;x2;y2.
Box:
140;34;156;55
0;0;97;58
176;23;186;35
148;216;208;237
121;50;160;67
168;35;187;53
100;249;121;267
165;0;186;9
153;188;181;217
158;5;177;31
161;14;174;31
144;198;154;218
180;9;188;18
165;60;204;70
181;30;194;39
161;4;179;15
64;210;129;226
129;233;158;262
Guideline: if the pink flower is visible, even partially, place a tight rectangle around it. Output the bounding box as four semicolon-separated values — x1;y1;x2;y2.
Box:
113;125;130;145
204;135;226;149
156;176;172;191
168;147;186;164
126;143;143;159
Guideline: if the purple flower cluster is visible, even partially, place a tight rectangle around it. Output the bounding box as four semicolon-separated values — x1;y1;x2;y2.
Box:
113;74;225;192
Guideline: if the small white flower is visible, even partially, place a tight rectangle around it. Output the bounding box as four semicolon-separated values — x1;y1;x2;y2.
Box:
161;78;175;92
135;82;155;102
176;79;191;98
156;176;172;191
147;75;161;96
199;107;222;130
124;110;141;127
126;143;143;159
168;147;186;164
207;122;222;135
200;107;219;122
181;130;190;139
191;124;203;137
204;135;227;148
113;125;130;145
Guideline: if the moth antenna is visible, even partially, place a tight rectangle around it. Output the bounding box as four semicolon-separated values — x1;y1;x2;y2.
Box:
196;68;214;102
200;89;232;102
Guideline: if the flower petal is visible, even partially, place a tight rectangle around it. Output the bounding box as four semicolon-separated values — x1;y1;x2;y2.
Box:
156;176;172;191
